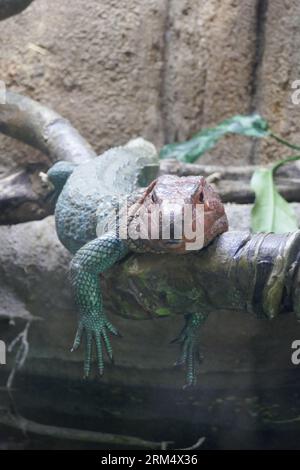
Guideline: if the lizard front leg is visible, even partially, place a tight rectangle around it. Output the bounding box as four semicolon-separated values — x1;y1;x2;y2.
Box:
70;233;129;378
173;312;209;388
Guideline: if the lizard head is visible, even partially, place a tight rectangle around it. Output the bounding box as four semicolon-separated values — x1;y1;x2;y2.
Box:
127;174;228;254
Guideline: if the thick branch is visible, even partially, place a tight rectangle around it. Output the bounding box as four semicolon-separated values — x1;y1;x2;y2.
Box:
0;410;170;449
0;91;96;163
0;91;97;223
0;164;54;223
103;230;300;321
159;160;300;203
0;0;34;20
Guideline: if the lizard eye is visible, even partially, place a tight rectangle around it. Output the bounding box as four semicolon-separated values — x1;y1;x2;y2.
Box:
198;191;204;203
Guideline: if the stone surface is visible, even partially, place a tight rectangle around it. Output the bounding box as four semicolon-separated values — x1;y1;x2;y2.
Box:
1;0;300;175
0;0;166;174
254;0;300;164
162;0;258;165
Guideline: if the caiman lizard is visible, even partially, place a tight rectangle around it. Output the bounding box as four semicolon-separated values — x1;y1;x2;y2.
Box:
47;138;228;386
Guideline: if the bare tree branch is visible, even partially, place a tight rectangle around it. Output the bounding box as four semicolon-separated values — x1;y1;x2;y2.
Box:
0;91;97;164
0;91;97;223
0;409;172;449
0;0;34;20
0;164;54;223
6;321;31;390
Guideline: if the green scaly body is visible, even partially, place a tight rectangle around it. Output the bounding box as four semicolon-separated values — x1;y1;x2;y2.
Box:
47;138;222;386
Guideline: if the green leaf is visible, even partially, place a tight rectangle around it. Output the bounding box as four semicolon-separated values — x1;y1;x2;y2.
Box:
250;168;298;233
159;114;270;163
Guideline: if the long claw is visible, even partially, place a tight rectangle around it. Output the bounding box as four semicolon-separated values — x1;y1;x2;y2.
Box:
173;313;208;387
179;340;189;364
105;320;119;336
71;323;83;351
170;337;181;345
84;332;92;378
183;380;195;390
94;334;104;375
186;346;195;386
170;326;186;344
101;329;113;360
72;315;119;378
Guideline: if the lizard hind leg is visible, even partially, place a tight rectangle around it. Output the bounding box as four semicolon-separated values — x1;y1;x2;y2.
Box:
70;232;129;378
172;312;209;388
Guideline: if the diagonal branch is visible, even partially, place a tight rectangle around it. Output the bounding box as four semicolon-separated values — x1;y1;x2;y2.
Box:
0;91;97;164
0;164;54;223
6;321;31;390
0;409;172;449
159;159;300;203
0;91;97;223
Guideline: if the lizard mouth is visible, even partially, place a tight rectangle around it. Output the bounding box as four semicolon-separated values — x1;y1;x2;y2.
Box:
165;239;182;245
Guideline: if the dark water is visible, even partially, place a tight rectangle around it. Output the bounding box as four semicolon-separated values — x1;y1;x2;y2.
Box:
1;370;300;450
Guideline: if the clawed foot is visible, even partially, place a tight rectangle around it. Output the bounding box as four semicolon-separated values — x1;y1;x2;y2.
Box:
172;313;207;388
71;314;120;378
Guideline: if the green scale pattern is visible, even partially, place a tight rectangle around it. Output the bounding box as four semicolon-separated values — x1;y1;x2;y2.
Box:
48;139;209;387
70;233;129;377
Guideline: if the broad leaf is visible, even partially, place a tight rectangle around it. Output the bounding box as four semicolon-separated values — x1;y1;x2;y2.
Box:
160;114;270;163
250;168;298;233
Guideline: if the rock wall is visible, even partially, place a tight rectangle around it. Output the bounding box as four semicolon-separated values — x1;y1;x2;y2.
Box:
1;0;300;174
